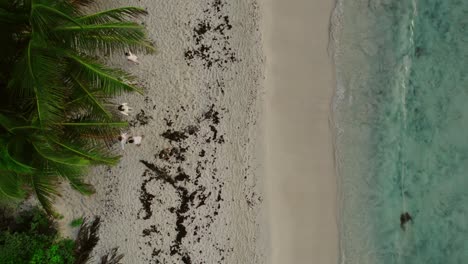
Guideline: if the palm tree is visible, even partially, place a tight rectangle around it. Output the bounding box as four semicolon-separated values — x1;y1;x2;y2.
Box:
0;0;154;214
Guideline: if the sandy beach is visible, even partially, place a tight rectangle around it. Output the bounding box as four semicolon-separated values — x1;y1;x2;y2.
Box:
55;0;266;263
52;0;338;263
263;0;339;263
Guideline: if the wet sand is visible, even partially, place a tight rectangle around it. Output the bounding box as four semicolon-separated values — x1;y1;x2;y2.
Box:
263;0;339;263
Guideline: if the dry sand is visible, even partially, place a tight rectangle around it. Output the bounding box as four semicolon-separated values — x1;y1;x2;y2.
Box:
55;0;267;263
52;0;339;263
263;0;339;263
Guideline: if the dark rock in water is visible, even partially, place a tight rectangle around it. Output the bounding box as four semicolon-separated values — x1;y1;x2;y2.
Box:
415;46;424;57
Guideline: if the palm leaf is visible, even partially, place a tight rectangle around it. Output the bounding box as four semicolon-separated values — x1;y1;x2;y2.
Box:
30;169;60;215
82;34;155;54
0;7;28;24
49;137;120;165
70;75;112;118
50;162;94;195
26;42;69;126
68;0;96;8
55;22;144;33
32;140;90;167
7;49;36;100
30;3;81;35
59;114;126;147
54;22;153;54
0;138;35;174
0;113;28;133
0;172;25;200
59;121;127;127
77;7;147;24
67;54;143;95
74;217;101;264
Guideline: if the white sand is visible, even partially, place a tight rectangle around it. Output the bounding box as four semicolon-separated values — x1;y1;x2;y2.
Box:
55;0;267;263
263;0;339;263
52;0;339;263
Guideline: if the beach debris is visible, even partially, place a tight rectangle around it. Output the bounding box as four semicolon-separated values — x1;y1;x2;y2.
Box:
158;148;170;160
118;133;129;150
125;51;139;64
128;135;143;146
117;103;133;116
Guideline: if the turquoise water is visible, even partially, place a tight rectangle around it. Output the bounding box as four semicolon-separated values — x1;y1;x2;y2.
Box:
332;0;468;263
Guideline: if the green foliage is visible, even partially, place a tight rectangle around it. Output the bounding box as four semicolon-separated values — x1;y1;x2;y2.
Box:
0;0;154;214
0;207;75;264
70;217;83;227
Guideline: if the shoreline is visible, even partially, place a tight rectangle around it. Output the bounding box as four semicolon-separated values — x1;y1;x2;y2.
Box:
263;0;339;263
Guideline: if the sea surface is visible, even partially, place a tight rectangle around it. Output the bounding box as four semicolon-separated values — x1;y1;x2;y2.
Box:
331;0;468;263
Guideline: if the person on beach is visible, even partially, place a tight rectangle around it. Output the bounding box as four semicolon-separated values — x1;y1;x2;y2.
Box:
118;133;129;150
117;103;133;116
125;51;139;64
128;135;143;146
400;212;413;230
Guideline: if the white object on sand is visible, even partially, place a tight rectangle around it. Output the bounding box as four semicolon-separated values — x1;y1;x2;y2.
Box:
117;103;133;116
118;133;128;150
125;51;139;64
128;136;143;146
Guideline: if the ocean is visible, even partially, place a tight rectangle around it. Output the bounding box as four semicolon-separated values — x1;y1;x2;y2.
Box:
331;0;468;263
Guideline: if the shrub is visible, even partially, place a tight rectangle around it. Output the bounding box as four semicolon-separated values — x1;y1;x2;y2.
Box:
70;217;84;228
0;207;75;264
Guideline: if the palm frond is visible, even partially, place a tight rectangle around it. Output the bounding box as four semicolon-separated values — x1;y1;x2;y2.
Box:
67;54;143;95
59;121;127;127
50;162;94;195
26;42;69;126
30;3;81;35
49;137;120;165
54;22;154;54
74;217;101;264
77;7;147;24
68;0;96;8
30;169;60;215
0;113;27;132
59;114;126;147
0;172;25;200
100;248;124;264
7;50;36;101
55;22;143;32
0;7;28;24
77;33;155;54
32;140;90;167
0;138;35;174
69;75;112;118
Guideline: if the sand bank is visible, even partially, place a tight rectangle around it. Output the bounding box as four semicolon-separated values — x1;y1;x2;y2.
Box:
263;0;339;263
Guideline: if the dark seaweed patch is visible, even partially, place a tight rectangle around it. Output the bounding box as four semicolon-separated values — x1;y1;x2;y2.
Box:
161;129;188;142
130;109;153;127
140;160;198;264
203;104;221;124
184;0;236;70
163;118;173;127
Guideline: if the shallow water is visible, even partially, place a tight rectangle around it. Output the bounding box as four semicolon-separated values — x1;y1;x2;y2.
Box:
332;0;468;263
